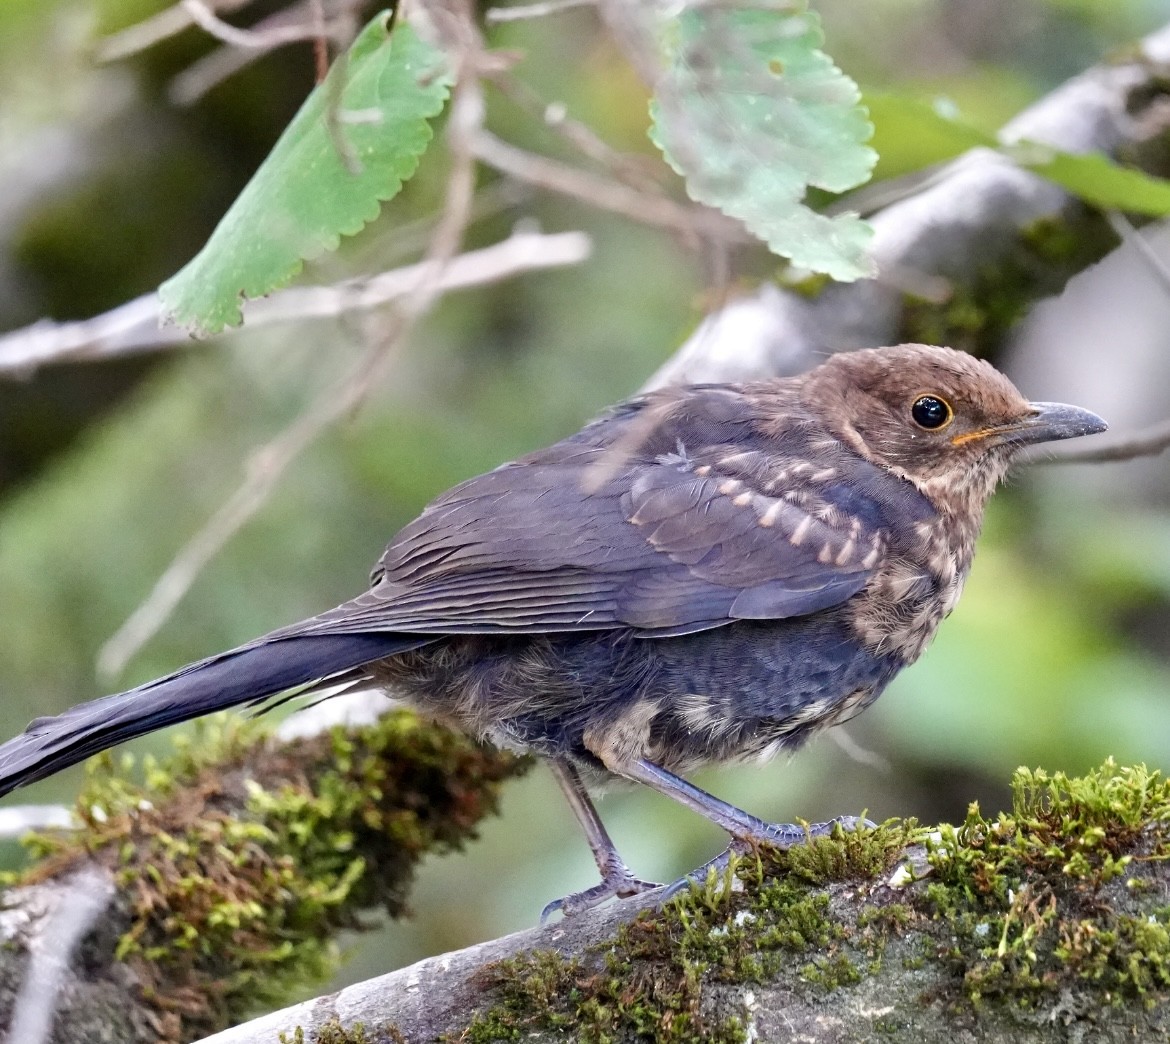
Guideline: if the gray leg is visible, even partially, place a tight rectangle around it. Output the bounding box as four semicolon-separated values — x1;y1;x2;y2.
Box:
618;757;871;902
541;760;662;922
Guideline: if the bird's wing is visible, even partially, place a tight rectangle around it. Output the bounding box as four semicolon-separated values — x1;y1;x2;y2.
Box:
282;390;923;639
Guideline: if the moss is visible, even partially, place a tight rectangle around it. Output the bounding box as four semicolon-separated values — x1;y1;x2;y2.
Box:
921;759;1170;1009
460;821;916;1042
761;817;916;886
279;1016;405;1043
457;765;1170;1040
898;212;1115;355
800;952;862;989
14;711;527;1043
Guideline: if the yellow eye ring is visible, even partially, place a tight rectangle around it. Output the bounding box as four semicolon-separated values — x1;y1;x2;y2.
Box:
911;395;953;430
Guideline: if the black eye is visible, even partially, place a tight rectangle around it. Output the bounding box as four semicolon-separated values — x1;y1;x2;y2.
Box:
911;395;953;430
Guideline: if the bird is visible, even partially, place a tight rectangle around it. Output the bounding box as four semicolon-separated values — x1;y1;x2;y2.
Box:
0;344;1106;917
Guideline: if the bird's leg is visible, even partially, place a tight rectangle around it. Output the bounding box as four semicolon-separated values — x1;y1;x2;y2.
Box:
540;760;663;922
616;757;871;902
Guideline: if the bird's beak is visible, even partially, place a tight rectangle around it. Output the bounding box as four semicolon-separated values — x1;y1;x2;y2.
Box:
1004;401;1108;446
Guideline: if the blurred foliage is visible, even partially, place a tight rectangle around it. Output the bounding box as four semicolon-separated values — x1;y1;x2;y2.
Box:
0;0;1168;1000
160;16;453;333
650;2;875;278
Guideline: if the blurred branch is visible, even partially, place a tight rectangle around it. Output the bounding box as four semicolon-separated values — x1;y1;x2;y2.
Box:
1107;210;1170;295
647;20;1170;387
485;68;667;195
485;0;596;24
1040;419;1170;465
0;229;591;380
96;0;253;62
470;129;745;245
178;0;322;49
5;868;116;1044
169;0;321;102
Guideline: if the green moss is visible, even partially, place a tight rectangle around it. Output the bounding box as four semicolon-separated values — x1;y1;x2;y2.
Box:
17;711;527;1043
922;759;1170;1008
800;952;862;989
457;764;1170;1039
762;817;916;885
898;212;1115;354
460;822;916;1042
278;1016;404;1043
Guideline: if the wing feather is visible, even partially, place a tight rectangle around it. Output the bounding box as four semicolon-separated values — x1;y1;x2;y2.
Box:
279;387;932;642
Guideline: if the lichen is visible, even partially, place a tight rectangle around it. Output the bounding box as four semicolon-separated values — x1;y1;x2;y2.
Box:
12;711;527;1043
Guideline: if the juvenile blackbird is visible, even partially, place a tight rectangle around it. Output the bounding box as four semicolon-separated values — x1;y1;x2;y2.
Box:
0;344;1105;915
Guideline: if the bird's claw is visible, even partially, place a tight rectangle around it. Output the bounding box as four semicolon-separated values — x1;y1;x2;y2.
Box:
541;865;663;923
656;815;877;907
756;813;877;848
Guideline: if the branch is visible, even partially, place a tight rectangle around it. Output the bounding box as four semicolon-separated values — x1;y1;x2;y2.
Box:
195;762;1170;1044
0;709;528;1043
0;229;591;380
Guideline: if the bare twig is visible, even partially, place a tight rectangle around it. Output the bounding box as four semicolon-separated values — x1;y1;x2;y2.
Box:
310;0;330;81
471;129;743;244
0;229;591;379
486;69;666;196
1038;421;1170;465
486;0;596;23
96;0;253;62
168;0;317;103
6;868;116;1044
0;805;75;841
178;0;325;49
1106;210;1170;296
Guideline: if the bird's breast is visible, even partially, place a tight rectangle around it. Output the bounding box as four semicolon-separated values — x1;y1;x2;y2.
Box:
848;516;975;664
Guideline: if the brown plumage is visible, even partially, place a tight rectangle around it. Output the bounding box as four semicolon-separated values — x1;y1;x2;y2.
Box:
0;344;1106;916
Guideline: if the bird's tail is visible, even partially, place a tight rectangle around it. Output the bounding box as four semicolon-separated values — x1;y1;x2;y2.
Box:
0;632;426;798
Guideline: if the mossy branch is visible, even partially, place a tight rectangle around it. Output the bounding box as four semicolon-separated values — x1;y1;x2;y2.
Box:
196;759;1170;1044
0;710;528;1043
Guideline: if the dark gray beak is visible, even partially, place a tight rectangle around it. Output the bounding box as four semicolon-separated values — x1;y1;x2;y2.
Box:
1008;401;1108;446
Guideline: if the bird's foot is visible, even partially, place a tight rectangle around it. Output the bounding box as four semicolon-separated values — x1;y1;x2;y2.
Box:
754;813;876;848
657;815;876;905
541;863;663;923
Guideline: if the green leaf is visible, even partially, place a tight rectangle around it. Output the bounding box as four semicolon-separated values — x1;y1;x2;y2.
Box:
649;3;876;281
866;93;996;180
1012;145;1170;216
159;14;452;336
868;92;1170;216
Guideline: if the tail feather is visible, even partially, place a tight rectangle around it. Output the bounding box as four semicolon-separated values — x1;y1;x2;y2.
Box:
0;632;427;798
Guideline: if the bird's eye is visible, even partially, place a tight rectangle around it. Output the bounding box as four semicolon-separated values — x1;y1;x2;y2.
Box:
911;395;953;430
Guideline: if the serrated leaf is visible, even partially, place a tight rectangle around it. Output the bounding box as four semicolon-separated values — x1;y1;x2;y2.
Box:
649;3;876;281
159;14;452;336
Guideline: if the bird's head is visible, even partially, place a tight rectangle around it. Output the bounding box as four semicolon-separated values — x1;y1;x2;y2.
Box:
800;344;1107;512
